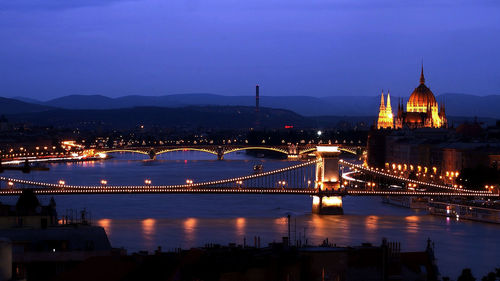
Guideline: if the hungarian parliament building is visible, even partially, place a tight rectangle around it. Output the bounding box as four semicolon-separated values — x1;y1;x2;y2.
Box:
377;66;447;129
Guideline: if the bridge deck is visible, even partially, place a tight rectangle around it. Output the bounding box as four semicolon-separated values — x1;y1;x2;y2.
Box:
0;187;497;197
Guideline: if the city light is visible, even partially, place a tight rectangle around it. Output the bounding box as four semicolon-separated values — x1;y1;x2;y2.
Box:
101;180;108;185
145;179;152;185
58;180;65;185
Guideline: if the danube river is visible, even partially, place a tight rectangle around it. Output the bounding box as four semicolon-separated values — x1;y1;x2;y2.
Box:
2;152;499;278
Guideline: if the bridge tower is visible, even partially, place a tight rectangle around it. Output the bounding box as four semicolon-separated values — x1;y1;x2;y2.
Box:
312;145;343;215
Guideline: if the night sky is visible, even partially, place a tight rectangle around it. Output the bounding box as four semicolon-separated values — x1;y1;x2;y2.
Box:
1;0;499;99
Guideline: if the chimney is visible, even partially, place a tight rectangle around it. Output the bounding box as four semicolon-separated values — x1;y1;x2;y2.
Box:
255;84;260;112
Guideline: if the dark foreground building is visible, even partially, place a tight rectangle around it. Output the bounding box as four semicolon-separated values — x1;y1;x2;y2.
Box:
52;238;438;281
0;190;112;280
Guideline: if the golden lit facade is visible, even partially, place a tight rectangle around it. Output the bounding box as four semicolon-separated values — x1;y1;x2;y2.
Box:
377;90;394;129
378;65;447;130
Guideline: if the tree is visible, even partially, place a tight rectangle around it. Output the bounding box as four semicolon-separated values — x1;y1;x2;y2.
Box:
458;268;476;281
481;267;500;281
481;272;496;281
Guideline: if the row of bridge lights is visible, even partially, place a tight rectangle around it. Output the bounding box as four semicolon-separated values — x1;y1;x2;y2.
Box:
10;179;289;188
2;186;497;196
174;160;317;189
3;179;498;198
2;160;319;190
340;160;492;194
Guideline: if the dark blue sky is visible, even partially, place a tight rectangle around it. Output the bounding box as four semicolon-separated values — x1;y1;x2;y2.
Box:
1;0;499;100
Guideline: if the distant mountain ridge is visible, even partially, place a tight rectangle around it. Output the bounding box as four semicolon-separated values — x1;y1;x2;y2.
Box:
3;93;500;118
0;97;54;115
6;106;309;130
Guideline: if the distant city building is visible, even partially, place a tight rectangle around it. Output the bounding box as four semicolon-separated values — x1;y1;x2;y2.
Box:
377;65;447;129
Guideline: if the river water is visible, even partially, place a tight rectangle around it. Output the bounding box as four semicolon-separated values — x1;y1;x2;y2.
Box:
1;152;499;279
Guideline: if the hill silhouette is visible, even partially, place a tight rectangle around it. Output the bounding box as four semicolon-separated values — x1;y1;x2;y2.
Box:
10;93;500;118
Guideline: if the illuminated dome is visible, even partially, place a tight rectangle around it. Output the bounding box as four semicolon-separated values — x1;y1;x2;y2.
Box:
408;84;437;107
407;67;437;112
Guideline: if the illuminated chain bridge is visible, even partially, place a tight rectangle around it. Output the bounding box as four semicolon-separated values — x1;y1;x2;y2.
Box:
0;145;497;214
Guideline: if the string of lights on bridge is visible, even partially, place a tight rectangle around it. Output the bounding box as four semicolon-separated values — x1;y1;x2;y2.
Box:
0;160;320;192
1;157;496;197
339;160;492;195
0;187;318;196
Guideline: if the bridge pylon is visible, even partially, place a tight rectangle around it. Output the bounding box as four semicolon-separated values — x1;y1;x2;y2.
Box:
286;143;299;160
148;149;156;160
216;146;224;160
312;145;343;215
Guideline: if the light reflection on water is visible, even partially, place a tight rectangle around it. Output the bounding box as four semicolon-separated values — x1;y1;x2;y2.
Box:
183;218;197;245
1;151;499;278
235;217;246;237
142;218;156;241
405;215;420;234
365;215;379;233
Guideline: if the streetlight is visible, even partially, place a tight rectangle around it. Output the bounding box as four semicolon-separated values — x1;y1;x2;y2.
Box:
145;179;152;185
101;179;107;186
58;180;65;185
317;130;322;136
7;181;14;188
186;179;193;185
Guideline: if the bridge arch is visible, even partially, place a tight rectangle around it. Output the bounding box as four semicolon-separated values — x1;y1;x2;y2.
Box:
298;147;317;155
97;149;150;156
223;147;288;156
155;148;219;156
